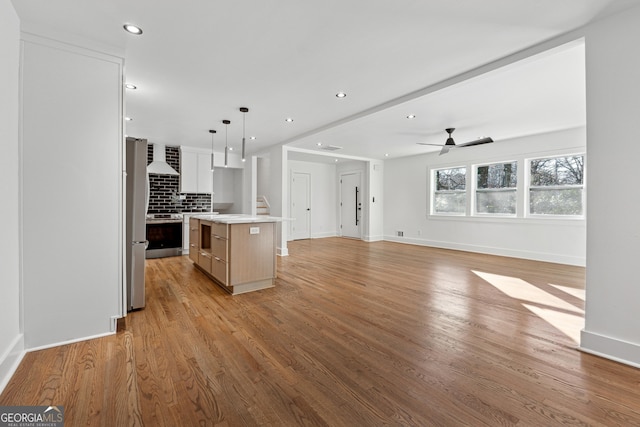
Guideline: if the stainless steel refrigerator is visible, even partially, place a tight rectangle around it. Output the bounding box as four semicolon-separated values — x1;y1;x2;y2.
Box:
125;137;148;310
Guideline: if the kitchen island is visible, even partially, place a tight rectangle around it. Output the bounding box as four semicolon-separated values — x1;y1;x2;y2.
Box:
189;214;281;295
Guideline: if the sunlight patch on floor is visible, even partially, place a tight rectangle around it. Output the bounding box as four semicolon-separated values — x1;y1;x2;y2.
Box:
550;284;585;301
522;304;583;343
472;270;584;344
472;271;583;314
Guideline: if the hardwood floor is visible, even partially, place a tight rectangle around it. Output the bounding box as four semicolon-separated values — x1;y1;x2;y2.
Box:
2;238;639;426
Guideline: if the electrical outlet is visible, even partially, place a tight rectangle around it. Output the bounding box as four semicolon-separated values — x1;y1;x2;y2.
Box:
397;231;404;237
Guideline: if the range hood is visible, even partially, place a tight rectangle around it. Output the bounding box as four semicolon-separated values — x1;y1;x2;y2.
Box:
147;143;179;175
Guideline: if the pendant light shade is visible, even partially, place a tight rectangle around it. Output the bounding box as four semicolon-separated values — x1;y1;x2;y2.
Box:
209;129;216;171
222;119;230;167
240;107;249;162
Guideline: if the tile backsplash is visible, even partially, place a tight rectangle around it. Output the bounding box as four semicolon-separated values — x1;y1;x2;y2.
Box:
146;144;211;214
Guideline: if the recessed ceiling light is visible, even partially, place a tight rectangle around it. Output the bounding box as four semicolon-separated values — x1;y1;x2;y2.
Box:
123;24;143;35
125;117;133;121
334;159;339;162
125;84;137;90
229;147;234;151
250;136;256;140
385;153;389;157
336;92;347;98
406;114;416;119
316;142;322;146
285;118;293;122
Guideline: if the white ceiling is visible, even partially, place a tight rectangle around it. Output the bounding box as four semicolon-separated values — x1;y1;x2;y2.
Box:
11;0;640;160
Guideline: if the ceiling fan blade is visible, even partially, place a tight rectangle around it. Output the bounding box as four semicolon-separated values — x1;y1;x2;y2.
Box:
416;142;444;146
439;145;450;155
458;137;494;147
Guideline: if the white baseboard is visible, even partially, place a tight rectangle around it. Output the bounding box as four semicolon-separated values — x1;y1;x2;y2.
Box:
26;331;116;353
579;330;640;368
311;231;337;239
0;334;25;395
384;235;585;266
277;246;289;257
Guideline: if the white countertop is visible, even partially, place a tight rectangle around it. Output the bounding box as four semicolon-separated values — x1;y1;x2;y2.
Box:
193;214;283;224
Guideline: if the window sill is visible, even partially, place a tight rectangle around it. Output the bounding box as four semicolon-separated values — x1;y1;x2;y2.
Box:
427;213;585;227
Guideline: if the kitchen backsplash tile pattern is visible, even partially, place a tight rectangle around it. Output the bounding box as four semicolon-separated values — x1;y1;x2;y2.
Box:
147;144;211;214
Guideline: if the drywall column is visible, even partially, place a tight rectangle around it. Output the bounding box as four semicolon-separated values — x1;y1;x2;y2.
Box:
0;0;23;392
581;4;640;366
365;160;384;242
271;145;288;256
21;34;124;348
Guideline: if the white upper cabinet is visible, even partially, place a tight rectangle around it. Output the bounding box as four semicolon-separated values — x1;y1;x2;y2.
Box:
180;147;213;194
180;146;243;194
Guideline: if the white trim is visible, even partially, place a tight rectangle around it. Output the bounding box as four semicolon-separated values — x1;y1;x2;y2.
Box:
364;234;384;242
426;213;585;227
579;330;640;369
26;331;116;353
384;235;585;266
313;231;338;239
0;334;25;395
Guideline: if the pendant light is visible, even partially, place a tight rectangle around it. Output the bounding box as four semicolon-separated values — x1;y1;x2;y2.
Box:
222;119;230;167
239;107;249;162
208;129;216;171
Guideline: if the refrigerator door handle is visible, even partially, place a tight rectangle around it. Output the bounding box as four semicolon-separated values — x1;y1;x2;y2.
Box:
132;240;149;249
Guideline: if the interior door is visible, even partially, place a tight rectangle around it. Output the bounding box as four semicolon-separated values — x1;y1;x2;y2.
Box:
290;172;311;240
340;172;361;239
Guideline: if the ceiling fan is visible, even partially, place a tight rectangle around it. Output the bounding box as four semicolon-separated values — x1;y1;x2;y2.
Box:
417;128;494;155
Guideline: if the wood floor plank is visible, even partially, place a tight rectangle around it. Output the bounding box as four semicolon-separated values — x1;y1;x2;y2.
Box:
2;238;640;426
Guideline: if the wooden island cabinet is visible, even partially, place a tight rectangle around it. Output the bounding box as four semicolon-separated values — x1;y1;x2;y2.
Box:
189;215;279;294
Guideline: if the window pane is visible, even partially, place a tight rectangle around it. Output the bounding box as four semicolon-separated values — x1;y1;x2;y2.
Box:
477;162;517;189
436;168;466;190
530;188;583;215
530;156;583;186
476;190;517;214
434;192;466;214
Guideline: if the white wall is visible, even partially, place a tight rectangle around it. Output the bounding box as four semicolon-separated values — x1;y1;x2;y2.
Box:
365;160;384;242
581;4;640;367
213;167;242;212
0;0;23;392
288;160;338;239
271;145;288;255
20;34;124;348
231;168;244;214
384;127;586;265
257;156;271;203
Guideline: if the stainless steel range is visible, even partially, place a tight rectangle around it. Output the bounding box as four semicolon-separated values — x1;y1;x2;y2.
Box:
145;213;183;258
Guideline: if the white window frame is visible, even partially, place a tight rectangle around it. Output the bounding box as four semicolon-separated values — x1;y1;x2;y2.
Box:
526;153;585;219
473;160;518;217
431;166;467;216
